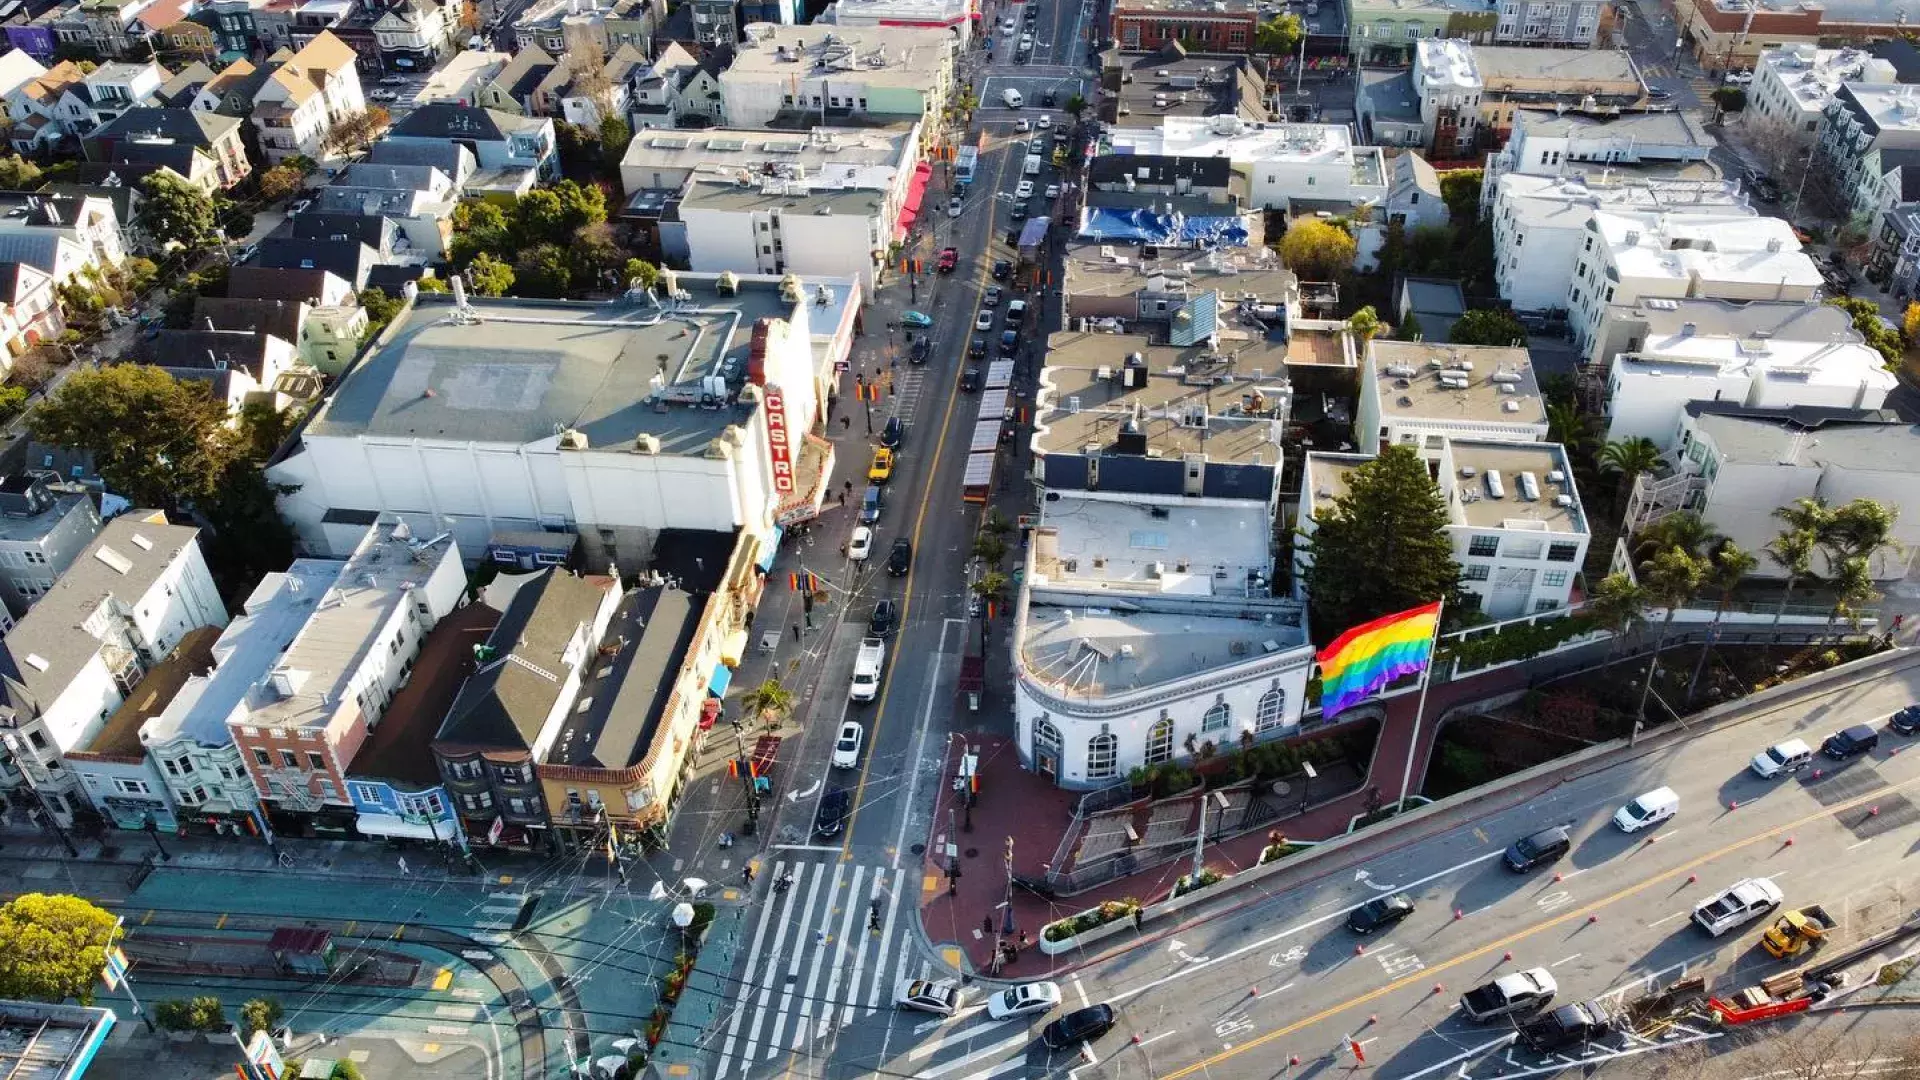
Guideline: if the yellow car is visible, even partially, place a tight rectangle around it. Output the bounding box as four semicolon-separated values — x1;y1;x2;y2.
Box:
868;447;895;483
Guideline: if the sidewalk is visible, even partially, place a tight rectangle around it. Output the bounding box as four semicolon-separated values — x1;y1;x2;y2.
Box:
917;661;1539;974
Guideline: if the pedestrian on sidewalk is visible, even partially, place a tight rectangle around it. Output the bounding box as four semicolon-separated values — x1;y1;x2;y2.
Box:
743;863;755;884
791;624;801;642
983;915;993;935
842;416;850;430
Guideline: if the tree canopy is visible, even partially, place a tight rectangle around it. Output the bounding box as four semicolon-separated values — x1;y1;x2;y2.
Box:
448;184;615;298
0;894;118;1005
1447;308;1527;346
29;365;234;511
255;164;305;203
1438;170;1483;223
137;173;221;251
1254;13;1304;56
1827;296;1903;366
0;154;43;190
1300;444;1462;641
1277;218;1356;280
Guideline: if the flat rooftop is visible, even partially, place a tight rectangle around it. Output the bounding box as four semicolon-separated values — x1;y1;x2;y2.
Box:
681;182;886;216
1019;596;1309;698
1099;47;1269;124
1062;239;1287;301
1032;492;1272;596
1037;332;1292;465
1759;45;1890;111
0;488;88;544
1368;340;1546;427
1494;171;1750;227
728;23;953;91
1445;441;1585;532
144;560;347;750
1688;404;1920;472
1619;334;1894;394
1361;68;1422;123
242;523;455;733
349;600;501;787
1834;82;1920;136
1595;211;1822;288
306;278;853;449
84;626;221;759
0;1001;114;1080
1475;46;1640;86
1603;296;1859;344
1106;116;1360;165
1512;108;1714;150
622;126;912;181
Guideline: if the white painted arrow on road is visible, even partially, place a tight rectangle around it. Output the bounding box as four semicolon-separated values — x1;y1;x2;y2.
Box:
1354;869;1401;891
788;779;822;802
1167;939;1210;964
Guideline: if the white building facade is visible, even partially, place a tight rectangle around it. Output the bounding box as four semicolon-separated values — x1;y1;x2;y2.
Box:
719;23;953;135
1103;115;1390;208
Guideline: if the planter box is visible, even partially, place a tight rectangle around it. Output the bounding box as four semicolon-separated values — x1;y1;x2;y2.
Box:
1039;910;1137;956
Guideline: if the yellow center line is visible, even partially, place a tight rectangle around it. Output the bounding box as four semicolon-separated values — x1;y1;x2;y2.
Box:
1159;774;1916;1080
837;134;1019;854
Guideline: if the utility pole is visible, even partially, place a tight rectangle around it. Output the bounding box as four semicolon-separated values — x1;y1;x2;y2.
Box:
1190;791;1228;882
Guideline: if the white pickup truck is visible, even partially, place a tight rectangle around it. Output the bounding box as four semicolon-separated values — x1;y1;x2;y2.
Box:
850;637;886;702
1693;877;1784;937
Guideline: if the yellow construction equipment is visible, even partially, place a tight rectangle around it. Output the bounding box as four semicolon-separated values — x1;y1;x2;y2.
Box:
1760;905;1834;960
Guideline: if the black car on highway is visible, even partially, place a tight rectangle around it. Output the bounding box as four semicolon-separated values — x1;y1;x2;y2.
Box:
1504;826;1571;872
1345;894;1414;935
1041;1004;1115;1049
869;599;898;637
1891;705;1920;735
887;538;913;577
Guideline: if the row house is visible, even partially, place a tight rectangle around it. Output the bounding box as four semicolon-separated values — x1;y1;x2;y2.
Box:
1813;83;1920;226
512;0;664;59
0;511;228;829
229;520;464;837
85;106;252;189
0;190;128;287
1109;0;1257;53
247;30;366;162
0;261;64;360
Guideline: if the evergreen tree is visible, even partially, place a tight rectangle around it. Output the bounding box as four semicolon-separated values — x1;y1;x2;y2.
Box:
1301;444;1462;641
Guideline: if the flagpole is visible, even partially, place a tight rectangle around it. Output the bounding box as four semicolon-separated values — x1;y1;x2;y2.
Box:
1394;600;1445;814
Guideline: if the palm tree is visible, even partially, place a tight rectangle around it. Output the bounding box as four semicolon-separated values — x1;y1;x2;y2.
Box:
972;532;1008;566
1823;498;1902;575
1767;497;1830;627
972;569;1010;601
739;677;796;729
981;509;1012;538
1687;542;1758;703
1823;555;1880;646
1585;571;1648;660
1634;546;1708;723
1633;511;1718;563
1597;437;1661;504
1545;401;1588;454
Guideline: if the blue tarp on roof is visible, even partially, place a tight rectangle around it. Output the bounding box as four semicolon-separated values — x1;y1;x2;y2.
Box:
1079;208;1249;246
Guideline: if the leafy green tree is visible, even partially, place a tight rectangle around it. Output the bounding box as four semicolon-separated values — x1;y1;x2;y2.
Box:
622;257;659;293
255;164;305;203
972;531;1008;566
1688;542;1757;702
1300;444;1461;641
0;894;119;1004
137;173;221;250
1347;305;1382;342
739;678;795;726
1438;169;1484;223
570;222;627;291
513;181;606;248
1064;93;1086;118
239;998;283;1039
466;252;515;297
1827;296;1903;366
0;384;27;421
1402;224;1456;274
599;114;633;175
1634;545;1709;722
357;286;404;342
28;366;233;511
1277;218;1356;280
1254;13;1304;58
1396;312;1424;341
1447;308;1528;346
413;275;449;293
513;244;573;297
1712;87;1747;113
0;154;44;190
1586;571;1648;658
1598;436;1661;502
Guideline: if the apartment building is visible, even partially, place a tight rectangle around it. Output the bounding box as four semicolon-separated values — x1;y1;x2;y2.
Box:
0;473;101;619
719;22;953;135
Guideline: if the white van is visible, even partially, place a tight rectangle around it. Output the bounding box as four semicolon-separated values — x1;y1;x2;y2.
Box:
1023;154;1042;176
1751;738;1814;778
1612;786;1678;833
1002;88;1024;108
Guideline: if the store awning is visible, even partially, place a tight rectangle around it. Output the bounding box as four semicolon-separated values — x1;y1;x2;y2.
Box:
894;162;934;242
708;663;735;698
354;813;445;842
756;525;783;572
700;697;721;730
721;628;749;667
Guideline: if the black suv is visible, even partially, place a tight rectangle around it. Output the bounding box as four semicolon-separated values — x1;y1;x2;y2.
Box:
1041;1004;1114;1050
887;538;913;577
880;416;904;450
1504;826;1571;873
960;366;982;392
969;336;987;358
869;598;898;637
909;336;931;364
991;260;1012;281
1823;723;1880;759
1346;894;1414;935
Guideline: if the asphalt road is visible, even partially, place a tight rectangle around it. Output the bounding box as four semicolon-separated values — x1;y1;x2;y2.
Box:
761;652;1920;1080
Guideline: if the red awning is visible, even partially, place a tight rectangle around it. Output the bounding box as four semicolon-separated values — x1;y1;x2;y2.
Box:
895;162;934;242
699;697;721;730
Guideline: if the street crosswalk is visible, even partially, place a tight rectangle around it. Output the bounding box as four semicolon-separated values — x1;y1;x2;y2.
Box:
713;857;923;1079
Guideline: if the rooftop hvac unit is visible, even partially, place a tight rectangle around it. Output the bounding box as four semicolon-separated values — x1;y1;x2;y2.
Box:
1548;469;1566;483
1383;364;1418;377
1502;400;1522;412
634;433;661;454
1449;360;1474;371
1519;472;1541;501
1554;494;1574;507
1485;470;1505;499
1490;371;1521;384
1459;466;1477;478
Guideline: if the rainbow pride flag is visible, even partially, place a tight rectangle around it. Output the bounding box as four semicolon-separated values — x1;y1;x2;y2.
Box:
1315;601;1443;719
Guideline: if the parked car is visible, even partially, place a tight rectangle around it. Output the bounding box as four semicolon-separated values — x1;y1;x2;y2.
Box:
1823;723;1879;760
287;198;311;215
868;598;898;637
895;979;963;1016
831;721;864;768
902;310;933;327
984;285;1003;307
1693;877;1783;936
988;981;1062;1020
1041;1004;1115;1049
1044;183;1060;199
947;196;964;218
1459;968;1557;1021
847;525;874;561
1015;180;1034;199
909;336;931;365
887;538;913;577
991;260;1012;280
1014;118;1031;132
1346;894;1414;935
1042;90;1057;107
1504;826;1571;872
1751;737;1813;778
380;74;408;86
1519;1001;1617;1052
1037;114;1052;130
975;310;995;331
969;336;987;358
880;415;904;448
1612;787;1679;833
1891;704;1920;735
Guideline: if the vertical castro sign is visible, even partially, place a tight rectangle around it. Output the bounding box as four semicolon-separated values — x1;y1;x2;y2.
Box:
765;383;794;494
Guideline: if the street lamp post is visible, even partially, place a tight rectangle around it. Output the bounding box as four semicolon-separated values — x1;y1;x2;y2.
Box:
141;814;171;861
